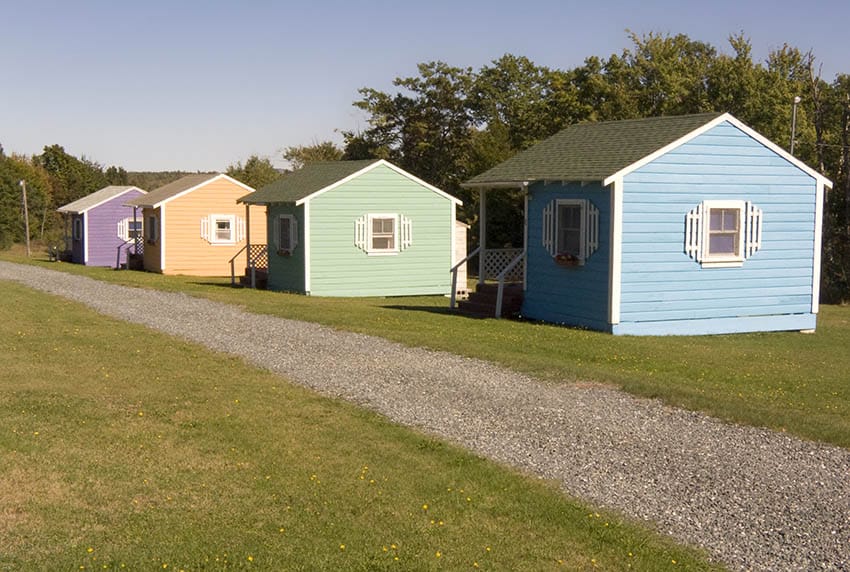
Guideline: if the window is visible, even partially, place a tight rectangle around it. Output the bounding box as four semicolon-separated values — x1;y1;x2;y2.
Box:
685;200;762;267
557;203;583;257
146;215;158;244
73;218;83;241
355;214;413;255
542;199;599;265
118;218;143;241
128;220;143;240
214;217;233;243
200;214;243;245
371;216;396;251
706;206;741;260
274;214;298;255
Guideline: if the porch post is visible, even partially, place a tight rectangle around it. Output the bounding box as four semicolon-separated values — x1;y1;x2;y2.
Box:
245;204;251;269
478;187;486;286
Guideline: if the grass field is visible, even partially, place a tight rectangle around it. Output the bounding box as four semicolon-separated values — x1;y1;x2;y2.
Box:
3;248;849;450
0;280;720;570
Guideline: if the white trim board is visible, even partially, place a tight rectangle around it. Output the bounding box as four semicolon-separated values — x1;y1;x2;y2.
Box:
295;159;462;207
59;186;147;214
607;177;623;325
138;174;256;209
603;113;833;189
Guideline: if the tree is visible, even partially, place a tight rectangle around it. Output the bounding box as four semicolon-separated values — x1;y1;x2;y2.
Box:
283;141;344;169
226;155;280;190
35;144;107;208
105;165;129;185
0;154;53;248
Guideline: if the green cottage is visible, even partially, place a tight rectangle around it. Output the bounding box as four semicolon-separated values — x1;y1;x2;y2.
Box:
238;159;463;296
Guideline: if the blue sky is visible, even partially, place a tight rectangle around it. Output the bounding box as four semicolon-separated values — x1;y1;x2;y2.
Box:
2;0;846;172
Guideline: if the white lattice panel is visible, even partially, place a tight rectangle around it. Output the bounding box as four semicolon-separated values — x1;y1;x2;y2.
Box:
484;248;524;281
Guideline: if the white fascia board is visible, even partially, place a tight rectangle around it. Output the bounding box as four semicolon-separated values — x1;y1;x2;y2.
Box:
147;174;256;209
303;201;311;293
60;186;147;214
461;181;530;190
603;113;833;189
294;159;462;206
450;202;457;268
83;211;89;263
160;205;167;271
608;177;623;325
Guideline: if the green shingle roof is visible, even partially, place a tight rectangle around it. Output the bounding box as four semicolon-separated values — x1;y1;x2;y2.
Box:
240;160;381;205
464;112;724;186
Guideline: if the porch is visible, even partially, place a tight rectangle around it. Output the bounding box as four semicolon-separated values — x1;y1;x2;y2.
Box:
451;186;527;318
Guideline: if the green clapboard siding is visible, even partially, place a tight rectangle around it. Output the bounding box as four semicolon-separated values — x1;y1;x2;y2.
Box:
307;164;454;296
267;203;306;293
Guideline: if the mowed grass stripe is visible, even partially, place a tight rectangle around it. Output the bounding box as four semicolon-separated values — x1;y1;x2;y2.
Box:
0;281;719;571
4;250;850;449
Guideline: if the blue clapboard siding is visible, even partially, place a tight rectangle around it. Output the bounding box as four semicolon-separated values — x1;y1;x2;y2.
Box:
267;203;306;293
522;181;611;330
617;121;817;333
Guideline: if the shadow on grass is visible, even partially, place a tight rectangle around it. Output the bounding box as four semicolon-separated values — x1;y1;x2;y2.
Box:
381;304;490;319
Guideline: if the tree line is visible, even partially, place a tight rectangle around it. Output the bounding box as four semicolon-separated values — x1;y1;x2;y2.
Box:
2;32;848;300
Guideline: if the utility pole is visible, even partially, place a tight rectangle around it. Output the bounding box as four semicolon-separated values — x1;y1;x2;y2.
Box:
19;180;31;257
790;95;801;156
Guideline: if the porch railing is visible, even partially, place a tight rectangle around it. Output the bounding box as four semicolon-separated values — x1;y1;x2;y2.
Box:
229;244;268;288
495;251;526;318
450;245;480;309
116;239;144;270
482;248;524;282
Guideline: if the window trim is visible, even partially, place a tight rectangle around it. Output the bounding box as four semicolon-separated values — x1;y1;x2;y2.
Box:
146;215;158;244
276;214;297;255
118;218;143;241
209;214;236;245
555;199;587;265
701;199;745;268
367;213;399;255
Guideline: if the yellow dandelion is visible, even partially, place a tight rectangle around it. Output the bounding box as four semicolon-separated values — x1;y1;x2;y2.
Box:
87;548;94;554
279;527;285;533
473;563;479;568
247;555;254;562
138;411;144;417
422;503;428;510
391;544;397;550
33;431;39;436
672;560;677;565
340;544;346;550
382;546;388;552
435;551;442;558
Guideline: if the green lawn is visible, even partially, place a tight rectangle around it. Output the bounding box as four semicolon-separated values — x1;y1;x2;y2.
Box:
3;247;850;450
0;281;719;570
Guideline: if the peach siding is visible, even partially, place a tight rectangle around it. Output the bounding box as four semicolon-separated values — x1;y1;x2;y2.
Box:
150;179;265;276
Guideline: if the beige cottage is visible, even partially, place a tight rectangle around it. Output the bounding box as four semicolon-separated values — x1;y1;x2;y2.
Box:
126;173;266;276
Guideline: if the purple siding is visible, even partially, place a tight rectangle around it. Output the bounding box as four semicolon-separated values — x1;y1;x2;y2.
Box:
83;189;146;266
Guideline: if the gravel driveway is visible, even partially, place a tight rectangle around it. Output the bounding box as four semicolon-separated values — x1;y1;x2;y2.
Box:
1;261;848;571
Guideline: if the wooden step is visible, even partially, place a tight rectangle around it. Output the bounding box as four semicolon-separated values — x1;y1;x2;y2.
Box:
456;283;523;318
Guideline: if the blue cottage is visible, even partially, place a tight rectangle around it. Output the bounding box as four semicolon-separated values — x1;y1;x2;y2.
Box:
461;112;832;335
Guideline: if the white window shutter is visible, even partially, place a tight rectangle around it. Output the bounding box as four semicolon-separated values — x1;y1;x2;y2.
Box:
746;201;763;257
200;217;210;242
685;203;703;261
355;215;367;251
117;219;126;240
585;201;599;259
542;201;556;256
400;215;413;251
291;218;299;250
236;217;246;242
